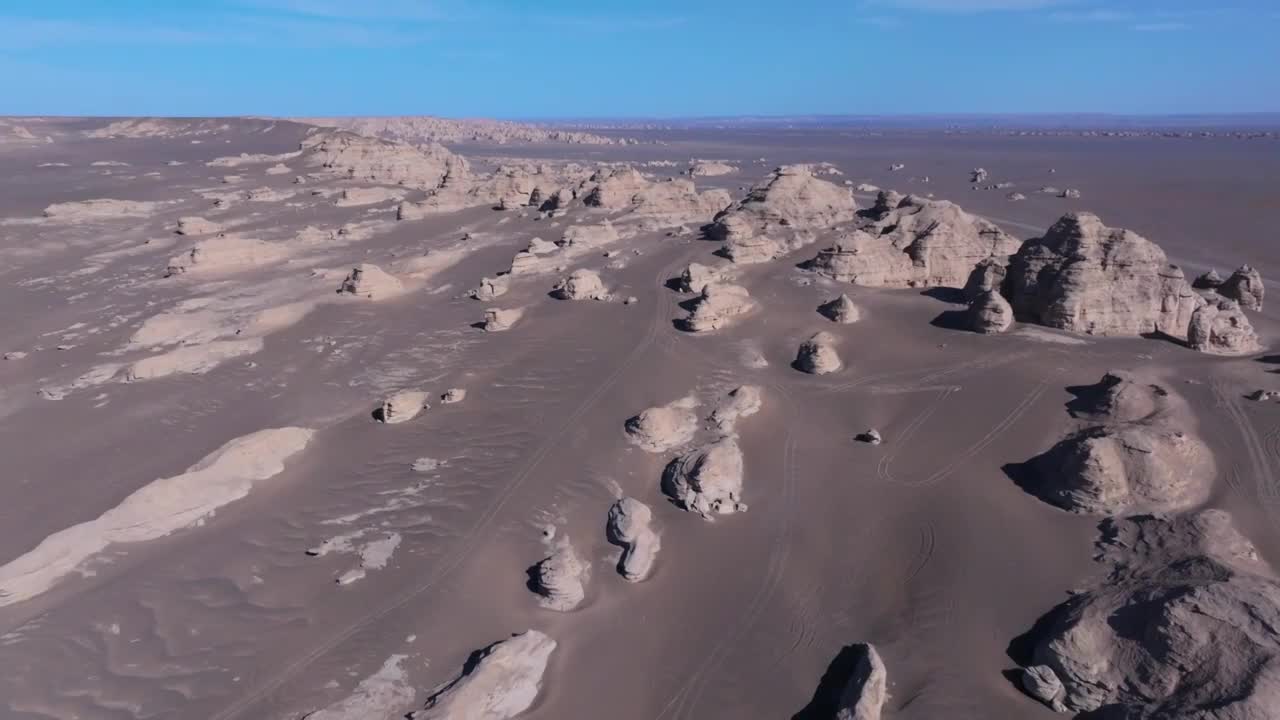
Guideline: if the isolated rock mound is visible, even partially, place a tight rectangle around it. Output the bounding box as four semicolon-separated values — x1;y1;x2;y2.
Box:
531;542;587;611
1018;511;1280;718
302;129;463;190
607;498;660;582
837;644;888;720
963;257;1007;302
681;283;755;332
805;195;1019;288
625;396;699;453
482;307;524;332
166;236;289;276
552;269;610;301
819;293;861;324
662;436;747;518
794;331;842;374
378;390;429;424
710;385;764;434
709;165;856;247
1220;264;1265;311
678;262;726;294
1188;298;1261;355
1070;370;1169;423
415;630;556;720
338;264;404;300
1004;212;1202;338
689;160;736;177
468;275;510;301
969;290;1014;334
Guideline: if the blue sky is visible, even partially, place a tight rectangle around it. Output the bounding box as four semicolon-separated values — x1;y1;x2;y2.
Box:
1;0;1277;118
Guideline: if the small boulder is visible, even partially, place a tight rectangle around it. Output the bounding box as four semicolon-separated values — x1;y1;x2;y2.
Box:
819;294;861;324
552;269;610;301
968;289;1014;334
378;390;429;424
441;388;466;404
662;436;747;518
338;264;403;300
606;498;660;582
468;275;510;301
624;396;699;453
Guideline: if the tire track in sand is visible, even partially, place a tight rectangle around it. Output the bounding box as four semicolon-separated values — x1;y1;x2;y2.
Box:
211;252;692;720
1212;380;1280;505
876;387;956;483
653;383;800;720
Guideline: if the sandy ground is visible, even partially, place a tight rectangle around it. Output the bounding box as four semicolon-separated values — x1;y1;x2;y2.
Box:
0;118;1277;720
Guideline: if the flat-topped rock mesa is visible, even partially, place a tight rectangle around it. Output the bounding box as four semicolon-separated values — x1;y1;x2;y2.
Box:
1189;298;1262;355
804;194;1020;288
552;269;610;301
530;542;588;611
165;235;290;277
794;331;843;374
1017;372;1212;517
709;164;858;258
338;264;404;300
680;283;755;332
1003;212;1201;338
625;395;700;453
414;630;556;720
1220;264;1265;311
1017;510;1280;718
377;390;429;424
175;216;223;236
606;497;660;582
662;436;747;518
301;129;466;190
969;289;1014;334
627;178;733;229
482;307;524;332
819;293;861;324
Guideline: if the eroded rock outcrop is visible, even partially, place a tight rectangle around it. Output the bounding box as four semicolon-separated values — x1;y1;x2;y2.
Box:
836;644;888;720
1017;510;1280;719
302;129;463;190
414;631;556;720
166;236;288;276
819;293;861;324
709;385;764;434
963;257;1007;302
552;269;610;301
677;262;726;294
558;221;619;249
482;307;524;332
1192;268;1224;290
805;195;1020;288
794;331;842;374
709;165;857;255
1188;298;1261;355
625;396;699;453
1220;264;1264;311
969;289;1014;334
680;283;755;332
662;436;747;518
338;264;404;300
1004;212;1202;338
606;498;660;582
468;275;510;301
378;390;429;424
530;542;587;611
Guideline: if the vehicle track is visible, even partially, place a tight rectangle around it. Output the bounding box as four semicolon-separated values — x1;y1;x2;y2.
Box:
876;387;956;483
1212;380;1280;505
210;251;693;720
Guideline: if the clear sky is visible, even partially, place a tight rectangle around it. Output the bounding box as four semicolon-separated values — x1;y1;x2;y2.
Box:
1;0;1277;118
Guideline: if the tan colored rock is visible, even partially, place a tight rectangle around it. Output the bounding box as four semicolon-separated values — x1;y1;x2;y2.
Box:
963;257;1007;302
681;283;755;332
836;644;888;720
414;631;556;720
166;235;288;276
482;307;524;332
969;290;1014;334
338;264;404;300
468;275;510;300
582;166;651;209
624;396;699;453
606;498;660;582
531;542;587;611
689;160;736;177
662;436;747;518
175;216;223;236
1188;298;1261;355
819;293;861;324
794;331;842;374
678;262;726;294
301;129;464;190
558;221;619;248
378;390;429;424
709;165;857;247
1220;264;1264;311
552;269;610;301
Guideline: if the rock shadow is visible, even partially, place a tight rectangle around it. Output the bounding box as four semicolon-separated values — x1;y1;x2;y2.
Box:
920;287;966;304
791;644;865;720
1139;330;1190;349
929;309;970;331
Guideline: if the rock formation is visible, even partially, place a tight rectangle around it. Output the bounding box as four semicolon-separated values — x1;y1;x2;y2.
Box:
662;436;747;518
1220;264;1264;311
1188;298;1261;355
301;129;463;190
794;331;842;374
1069;370;1169;424
969;289;1014;334
963;257;1007;302
804;195;1020;288
552;269;610;301
819;293;861;324
1017;511;1280;718
582;166;651;210
558;222;619;249
414;630;556;720
530;542;587;611
1192;268;1224;290
338;264;404;300
606;498;660;582
166;236;289;276
1004;212;1202;338
378;390;429;424
836;644;888;720
681;283;755;332
627;179;732;229
689;160;736;177
624;396;699;453
709;385;764;434
441;388;466;404
708;165;857;251
482;308;524;332
677;262;726;294
468;275;510;301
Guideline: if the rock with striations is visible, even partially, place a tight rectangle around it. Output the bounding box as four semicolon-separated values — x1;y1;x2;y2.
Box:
482;307;524;332
1220;264;1264;311
804;195;1020;289
1069;370;1169;424
582;166;651;210
338;264;404;300
678;262;726;294
414;630;556;720
681;283;755;332
794;331;842;374
606;498;660;582
552;269;610;301
301;130;463;190
1018;510;1280;719
836;643;888;720
558;221;619;249
1004;212;1202;338
1188;298;1261;355
662;436;747;519
819;293;861;324
709;385;764;434
628;179;732;229
708;165;857;247
969;289;1014;334
530;542;587;611
963;257;1008;302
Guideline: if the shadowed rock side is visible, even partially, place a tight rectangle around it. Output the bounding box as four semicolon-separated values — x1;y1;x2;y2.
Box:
836;644;888;720
482;307;524;332
963;257;1007;302
1003;212;1202;338
530;542;588;611
606;497;660;582
805;193;1020;288
819;293;861;324
662;436;747;518
1016;511;1280;718
1013;372;1213;516
338;264;404;300
709;164;857;263
414;631;557;719
377;390;429;424
301;129;464;190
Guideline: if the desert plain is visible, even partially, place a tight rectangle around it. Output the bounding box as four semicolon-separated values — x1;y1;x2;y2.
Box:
0;115;1278;719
